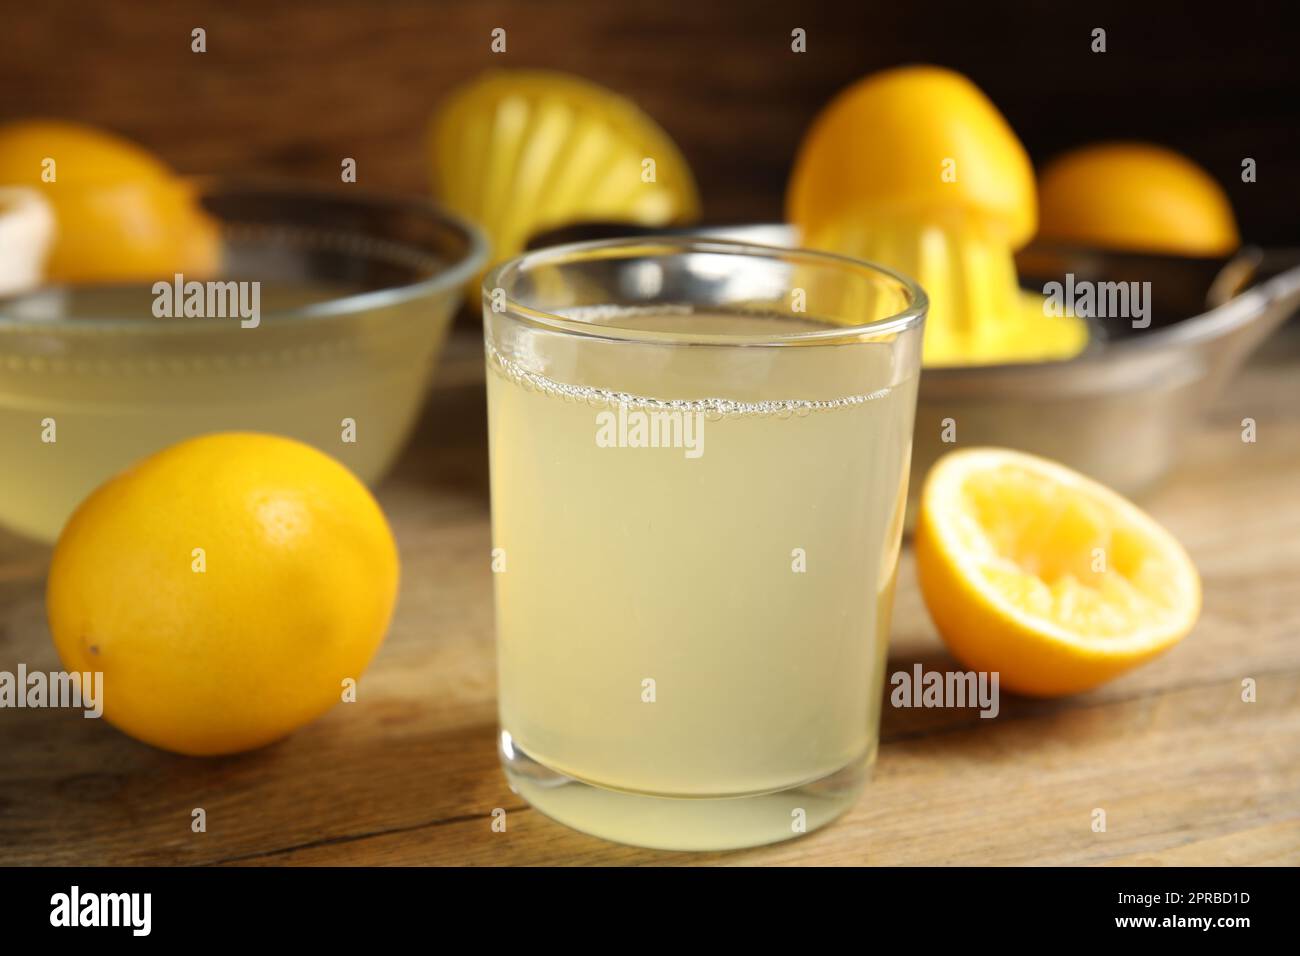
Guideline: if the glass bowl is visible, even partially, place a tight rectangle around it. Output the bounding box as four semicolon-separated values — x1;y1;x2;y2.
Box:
0;180;487;543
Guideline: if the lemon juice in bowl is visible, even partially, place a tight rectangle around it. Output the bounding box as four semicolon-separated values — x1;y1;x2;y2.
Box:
0;182;486;544
1;281;380;541
485;238;925;850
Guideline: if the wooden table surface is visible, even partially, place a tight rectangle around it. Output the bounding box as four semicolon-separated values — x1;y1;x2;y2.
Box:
2;325;1298;867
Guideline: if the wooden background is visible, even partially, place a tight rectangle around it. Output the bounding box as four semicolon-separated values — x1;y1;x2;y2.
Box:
2;0;1297;240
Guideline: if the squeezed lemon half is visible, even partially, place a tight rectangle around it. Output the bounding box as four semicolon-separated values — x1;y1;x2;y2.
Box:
915;448;1201;696
787;65;1088;367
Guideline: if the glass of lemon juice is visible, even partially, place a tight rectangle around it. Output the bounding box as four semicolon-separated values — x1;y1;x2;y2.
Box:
485;237;925;850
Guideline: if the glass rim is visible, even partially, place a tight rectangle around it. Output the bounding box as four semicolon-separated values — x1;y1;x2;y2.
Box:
482;235;928;347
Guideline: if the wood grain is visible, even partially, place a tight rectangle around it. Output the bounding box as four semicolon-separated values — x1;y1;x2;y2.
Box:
1;325;1297;866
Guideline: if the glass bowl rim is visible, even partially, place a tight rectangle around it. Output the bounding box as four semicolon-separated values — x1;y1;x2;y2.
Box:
0;178;489;332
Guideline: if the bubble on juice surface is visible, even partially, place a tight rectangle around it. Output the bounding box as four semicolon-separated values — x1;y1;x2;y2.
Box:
486;340;892;418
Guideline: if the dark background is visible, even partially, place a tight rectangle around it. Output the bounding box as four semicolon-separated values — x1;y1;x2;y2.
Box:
2;0;1296;241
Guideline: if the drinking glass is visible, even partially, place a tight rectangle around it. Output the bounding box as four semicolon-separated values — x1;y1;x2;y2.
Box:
483;237;925;850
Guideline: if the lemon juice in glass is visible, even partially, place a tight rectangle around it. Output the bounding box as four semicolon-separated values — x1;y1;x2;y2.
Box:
485;238;925;850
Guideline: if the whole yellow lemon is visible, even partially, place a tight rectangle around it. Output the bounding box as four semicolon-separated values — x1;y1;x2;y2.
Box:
1037;142;1239;256
0;119;219;282
46;433;400;756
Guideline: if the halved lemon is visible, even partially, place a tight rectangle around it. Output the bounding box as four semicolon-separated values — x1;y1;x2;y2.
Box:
786;66;1088;367
1037;142;1239;257
915;448;1200;696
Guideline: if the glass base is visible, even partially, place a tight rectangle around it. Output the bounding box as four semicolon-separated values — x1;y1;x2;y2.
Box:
500;731;871;851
